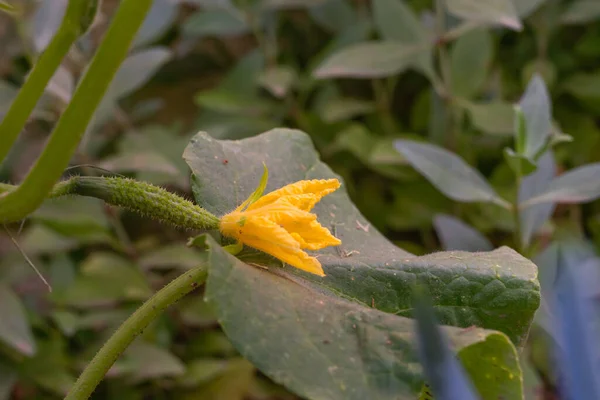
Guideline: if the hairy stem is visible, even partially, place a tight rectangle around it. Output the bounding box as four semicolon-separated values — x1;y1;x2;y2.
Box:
64;265;209;400
0;0;153;224
0;176;221;231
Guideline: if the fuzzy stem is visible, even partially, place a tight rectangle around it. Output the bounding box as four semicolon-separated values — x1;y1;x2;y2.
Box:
0;176;220;231
64;265;208;400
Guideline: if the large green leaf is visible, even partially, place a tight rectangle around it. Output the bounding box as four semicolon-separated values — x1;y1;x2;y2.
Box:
200;234;521;400
183;128;540;347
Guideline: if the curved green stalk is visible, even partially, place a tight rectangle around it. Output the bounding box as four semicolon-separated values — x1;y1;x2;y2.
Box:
0;176;221;230
64;265;209;400
0;0;92;164
0;0;153;224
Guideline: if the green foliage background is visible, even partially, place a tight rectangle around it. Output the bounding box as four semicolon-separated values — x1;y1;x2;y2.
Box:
1;0;600;398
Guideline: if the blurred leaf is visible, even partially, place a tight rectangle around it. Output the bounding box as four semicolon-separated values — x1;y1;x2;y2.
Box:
185;129;540;346
106;47;172;101
94;47;172;125
219;49;265;94
178;294;217;327
133;0;177;48
178;358;229;388
76;309;132;332
330;125;408;180
190;331;237;357
512;0;547;17
308;0;357;32
18;337;74;395
563;71;600;99
51;310;79;336
195;111;278;140
560;0;600;25
413;288;479;400
258;66;297;98
519;73;552;160
395;139;509;206
503;148;536;176
29;197;114;247
182;9;249;37
21;224;78;254
520;162;600;207
371;0;433;76
195;89;272;115
99;151;179;175
45;65;74;104
464;101;514;136
0;284;36;356
56;253;152;307
308;19;372;74
522;58;557;89
0;80;17;119
373;0;428;44
518;151;556;247
433;214;493;251
389;182;453;230
262;0;327;8
553;246;600;399
446;0;522;30
0;361;16;400
314;41;431;79
0;1;16;14
123;341;185;382
180;358;255;400
31;0;67;52
119;124;193;187
139;243;205;271
320;98;375;122
450;29;493;98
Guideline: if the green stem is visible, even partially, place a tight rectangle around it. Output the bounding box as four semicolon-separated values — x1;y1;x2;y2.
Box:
0;0;90;164
513;173;523;254
434;0;457;151
65;265;209;400
0;176;221;231
0;0;153;224
372;79;395;135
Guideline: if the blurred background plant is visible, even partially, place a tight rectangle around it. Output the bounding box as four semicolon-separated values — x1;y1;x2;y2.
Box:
1;0;600;398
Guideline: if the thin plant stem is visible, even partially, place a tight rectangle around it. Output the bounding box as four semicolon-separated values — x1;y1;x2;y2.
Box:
64;265;209;400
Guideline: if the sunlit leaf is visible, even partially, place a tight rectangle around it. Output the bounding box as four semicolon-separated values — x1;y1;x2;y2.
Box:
520;162;600;207
519;74;552;159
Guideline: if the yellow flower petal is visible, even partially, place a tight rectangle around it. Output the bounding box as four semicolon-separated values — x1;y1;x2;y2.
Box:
287;220;341;250
219;177;341;277
222;213;325;276
248;179;340;211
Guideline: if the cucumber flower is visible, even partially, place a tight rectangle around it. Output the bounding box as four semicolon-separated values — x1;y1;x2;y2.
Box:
219;166;341;276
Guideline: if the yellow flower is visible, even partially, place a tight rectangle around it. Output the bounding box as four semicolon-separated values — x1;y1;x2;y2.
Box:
219;167;341;277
